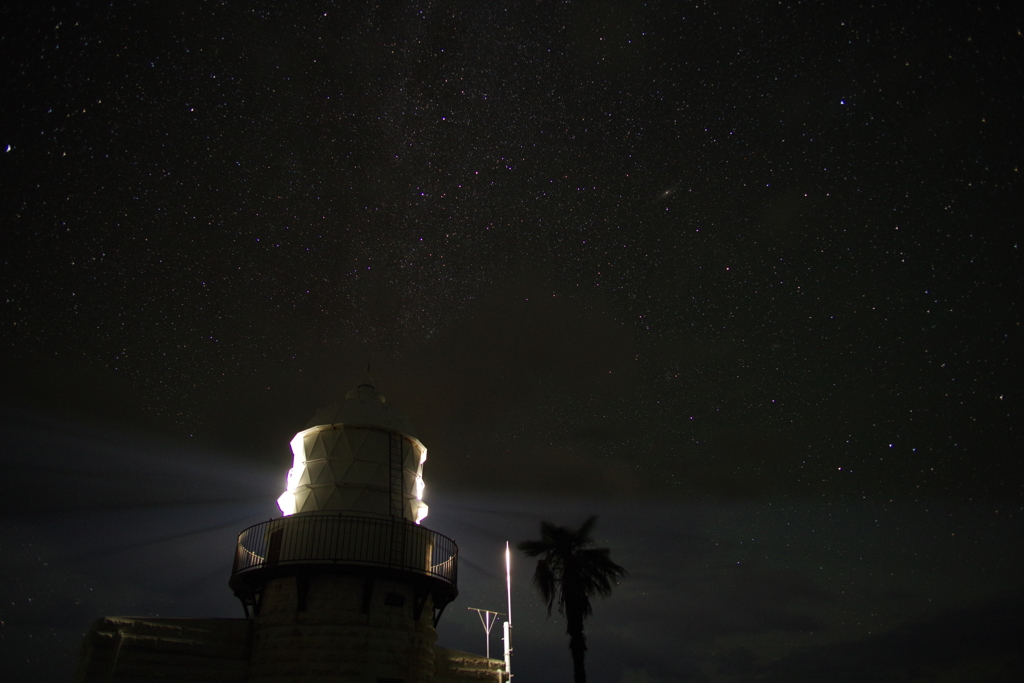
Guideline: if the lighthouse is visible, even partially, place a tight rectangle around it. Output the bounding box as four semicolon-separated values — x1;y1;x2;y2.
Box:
76;379;504;683
230;379;459;683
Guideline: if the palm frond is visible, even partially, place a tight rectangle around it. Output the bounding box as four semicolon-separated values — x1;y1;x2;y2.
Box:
575;515;598;544
518;516;626;616
517;538;551;557
533;558;557;615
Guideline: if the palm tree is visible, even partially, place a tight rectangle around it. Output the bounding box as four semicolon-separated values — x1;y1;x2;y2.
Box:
518;516;627;683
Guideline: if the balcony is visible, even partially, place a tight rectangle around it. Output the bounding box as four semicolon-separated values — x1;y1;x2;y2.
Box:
229;513;458;618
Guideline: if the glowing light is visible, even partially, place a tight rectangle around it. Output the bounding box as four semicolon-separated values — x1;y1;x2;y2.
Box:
277;490;296;516
415;502;429;524
505;542;512;624
276;421;430;522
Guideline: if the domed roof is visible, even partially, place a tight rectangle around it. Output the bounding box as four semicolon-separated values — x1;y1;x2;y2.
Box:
304;379;419;439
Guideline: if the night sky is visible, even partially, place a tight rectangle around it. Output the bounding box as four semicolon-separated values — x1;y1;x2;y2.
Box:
1;2;1022;682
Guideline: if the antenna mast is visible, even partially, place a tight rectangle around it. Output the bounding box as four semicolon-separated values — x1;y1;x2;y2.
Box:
467;608;503;659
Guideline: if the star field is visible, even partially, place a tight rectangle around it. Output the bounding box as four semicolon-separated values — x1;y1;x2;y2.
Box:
1;2;1021;682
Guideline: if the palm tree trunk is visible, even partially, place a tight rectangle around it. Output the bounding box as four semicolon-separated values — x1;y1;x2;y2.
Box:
566;608;587;683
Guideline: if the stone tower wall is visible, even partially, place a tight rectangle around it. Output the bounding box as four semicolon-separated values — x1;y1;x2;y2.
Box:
248;574;437;683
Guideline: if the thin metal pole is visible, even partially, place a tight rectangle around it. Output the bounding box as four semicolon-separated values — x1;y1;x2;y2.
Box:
504;542;512;679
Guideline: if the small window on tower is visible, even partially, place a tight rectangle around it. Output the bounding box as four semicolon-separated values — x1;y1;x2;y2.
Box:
384;592;406;607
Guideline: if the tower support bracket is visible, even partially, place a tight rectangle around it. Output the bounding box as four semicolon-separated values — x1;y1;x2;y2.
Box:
412;583;429;622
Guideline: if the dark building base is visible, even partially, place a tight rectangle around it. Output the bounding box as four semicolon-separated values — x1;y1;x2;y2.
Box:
76;615;504;683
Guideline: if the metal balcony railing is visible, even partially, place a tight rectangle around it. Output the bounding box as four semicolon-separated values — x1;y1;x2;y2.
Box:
230;514;458;590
